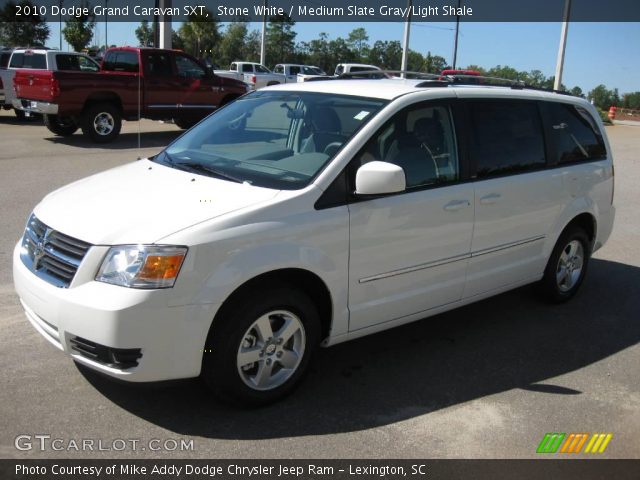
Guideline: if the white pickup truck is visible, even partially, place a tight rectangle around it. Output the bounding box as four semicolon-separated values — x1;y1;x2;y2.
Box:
214;62;283;90
272;64;329;83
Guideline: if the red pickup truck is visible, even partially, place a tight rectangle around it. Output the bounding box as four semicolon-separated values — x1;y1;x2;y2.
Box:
13;47;248;142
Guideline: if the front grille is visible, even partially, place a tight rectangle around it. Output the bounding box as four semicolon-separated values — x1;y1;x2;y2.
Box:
20;214;91;288
70;336;142;369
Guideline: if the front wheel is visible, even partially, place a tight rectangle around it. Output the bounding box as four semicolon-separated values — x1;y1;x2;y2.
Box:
202;285;320;406
81;103;122;143
44;114;78;136
538;227;591;303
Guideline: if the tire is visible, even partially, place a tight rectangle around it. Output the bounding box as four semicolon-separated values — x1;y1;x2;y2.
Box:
174;118;196;130
13;108;26;120
538;226;591;303
202;284;320;406
44;114;78;136
81;103;122;143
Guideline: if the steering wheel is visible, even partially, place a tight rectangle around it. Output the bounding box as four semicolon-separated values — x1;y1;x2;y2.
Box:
323;142;343;156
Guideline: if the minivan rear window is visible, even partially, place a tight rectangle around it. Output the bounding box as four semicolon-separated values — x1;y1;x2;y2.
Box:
469;100;546;178
9;52;47;69
546;103;606;164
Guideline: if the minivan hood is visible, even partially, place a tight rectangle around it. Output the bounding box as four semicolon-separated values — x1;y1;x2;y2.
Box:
33;159;280;245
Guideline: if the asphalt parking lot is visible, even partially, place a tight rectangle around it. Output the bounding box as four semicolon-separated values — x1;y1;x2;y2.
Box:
0;110;638;459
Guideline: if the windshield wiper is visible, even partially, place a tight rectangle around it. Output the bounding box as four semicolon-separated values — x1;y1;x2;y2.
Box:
174;161;245;184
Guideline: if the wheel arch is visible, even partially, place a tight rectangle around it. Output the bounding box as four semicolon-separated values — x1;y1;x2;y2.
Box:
211;268;333;344
82;92;123;114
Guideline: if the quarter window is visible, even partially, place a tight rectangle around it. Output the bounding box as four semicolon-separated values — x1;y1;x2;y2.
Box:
546;102;606;164
469;101;546;178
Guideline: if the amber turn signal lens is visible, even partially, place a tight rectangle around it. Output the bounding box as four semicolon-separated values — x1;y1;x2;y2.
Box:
138;254;185;281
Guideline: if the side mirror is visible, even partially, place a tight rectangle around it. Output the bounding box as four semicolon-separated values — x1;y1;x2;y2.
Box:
355;161;406;195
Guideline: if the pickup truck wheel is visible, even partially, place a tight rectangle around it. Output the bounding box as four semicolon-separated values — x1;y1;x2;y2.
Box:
44;114;78;136
174;118;196;130
202;285;320;406
13;109;26;120
81;103;121;143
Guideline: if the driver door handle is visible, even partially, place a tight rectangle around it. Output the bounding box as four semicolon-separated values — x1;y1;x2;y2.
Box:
443;200;471;212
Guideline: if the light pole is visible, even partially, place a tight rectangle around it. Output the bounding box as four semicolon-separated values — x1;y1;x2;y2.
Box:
59;0;63;49
400;0;412;77
554;0;572;91
452;0;461;69
260;0;267;65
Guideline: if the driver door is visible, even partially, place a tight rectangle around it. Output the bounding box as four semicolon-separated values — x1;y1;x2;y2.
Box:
348;100;474;331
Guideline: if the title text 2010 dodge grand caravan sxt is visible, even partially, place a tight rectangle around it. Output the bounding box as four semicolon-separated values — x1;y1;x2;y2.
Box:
14;78;615;405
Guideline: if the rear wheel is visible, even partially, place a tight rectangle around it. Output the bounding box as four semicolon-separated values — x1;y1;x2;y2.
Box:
202;285;320;406
44;114;78;136
81;103;121;143
13;108;26;120
538;226;591;303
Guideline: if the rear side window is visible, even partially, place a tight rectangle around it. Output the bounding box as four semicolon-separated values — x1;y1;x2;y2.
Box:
546;102;606;164
146;52;173;77
10;52;47;69
103;51;139;73
241;64;253;73
469;101;546;178
55;54;99;72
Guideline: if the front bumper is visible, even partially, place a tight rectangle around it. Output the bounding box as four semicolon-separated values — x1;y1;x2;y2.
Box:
13;242;218;382
12;98;58;115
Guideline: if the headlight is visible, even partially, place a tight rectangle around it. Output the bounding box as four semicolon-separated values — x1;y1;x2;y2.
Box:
96;245;187;289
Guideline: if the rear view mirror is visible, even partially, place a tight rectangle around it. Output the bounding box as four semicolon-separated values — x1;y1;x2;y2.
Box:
355;161;406;195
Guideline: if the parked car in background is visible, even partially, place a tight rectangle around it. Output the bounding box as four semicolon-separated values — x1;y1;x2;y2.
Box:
334;63;382;76
3;48;99;121
13;47;248;142
272;64;328;83
214;62;282;90
13;76;615;405
440;69;483;83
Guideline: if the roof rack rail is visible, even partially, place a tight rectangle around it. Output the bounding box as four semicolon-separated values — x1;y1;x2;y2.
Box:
445;73;574;95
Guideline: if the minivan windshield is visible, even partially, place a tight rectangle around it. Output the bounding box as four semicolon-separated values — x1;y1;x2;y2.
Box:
157;91;387;189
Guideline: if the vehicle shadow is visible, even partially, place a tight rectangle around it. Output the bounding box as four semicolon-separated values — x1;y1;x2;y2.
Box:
0;114;44;126
44;130;183;150
78;258;640;439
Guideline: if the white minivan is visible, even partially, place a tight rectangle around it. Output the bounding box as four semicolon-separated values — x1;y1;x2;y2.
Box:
13;78;615;405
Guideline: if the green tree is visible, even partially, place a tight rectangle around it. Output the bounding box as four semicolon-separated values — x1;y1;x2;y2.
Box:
218;21;248;66
347;27;369;61
135;19;154;47
367;40;402;69
266;13;297;66
587;84;620;109
407;50;424;72
62;1;95;52
622;92;640;109
178;8;220;58
303;32;331;72
243;29;261;62
0;0;49;46
422;51;447;74
570;86;584;98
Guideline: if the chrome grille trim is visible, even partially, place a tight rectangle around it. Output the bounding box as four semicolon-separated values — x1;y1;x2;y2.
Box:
20;214;92;288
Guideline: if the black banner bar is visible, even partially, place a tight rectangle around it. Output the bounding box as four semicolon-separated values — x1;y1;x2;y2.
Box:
2;459;640;480
2;0;640;22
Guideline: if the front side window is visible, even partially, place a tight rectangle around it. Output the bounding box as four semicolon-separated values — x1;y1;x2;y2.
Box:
157;91;386;190
546;102;606;164
469;101;546;178
255;64;270;73
353;104;459;189
273;65;283;74
175;55;205;79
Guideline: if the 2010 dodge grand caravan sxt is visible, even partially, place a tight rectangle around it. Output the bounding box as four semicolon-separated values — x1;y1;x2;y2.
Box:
14;77;615;405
